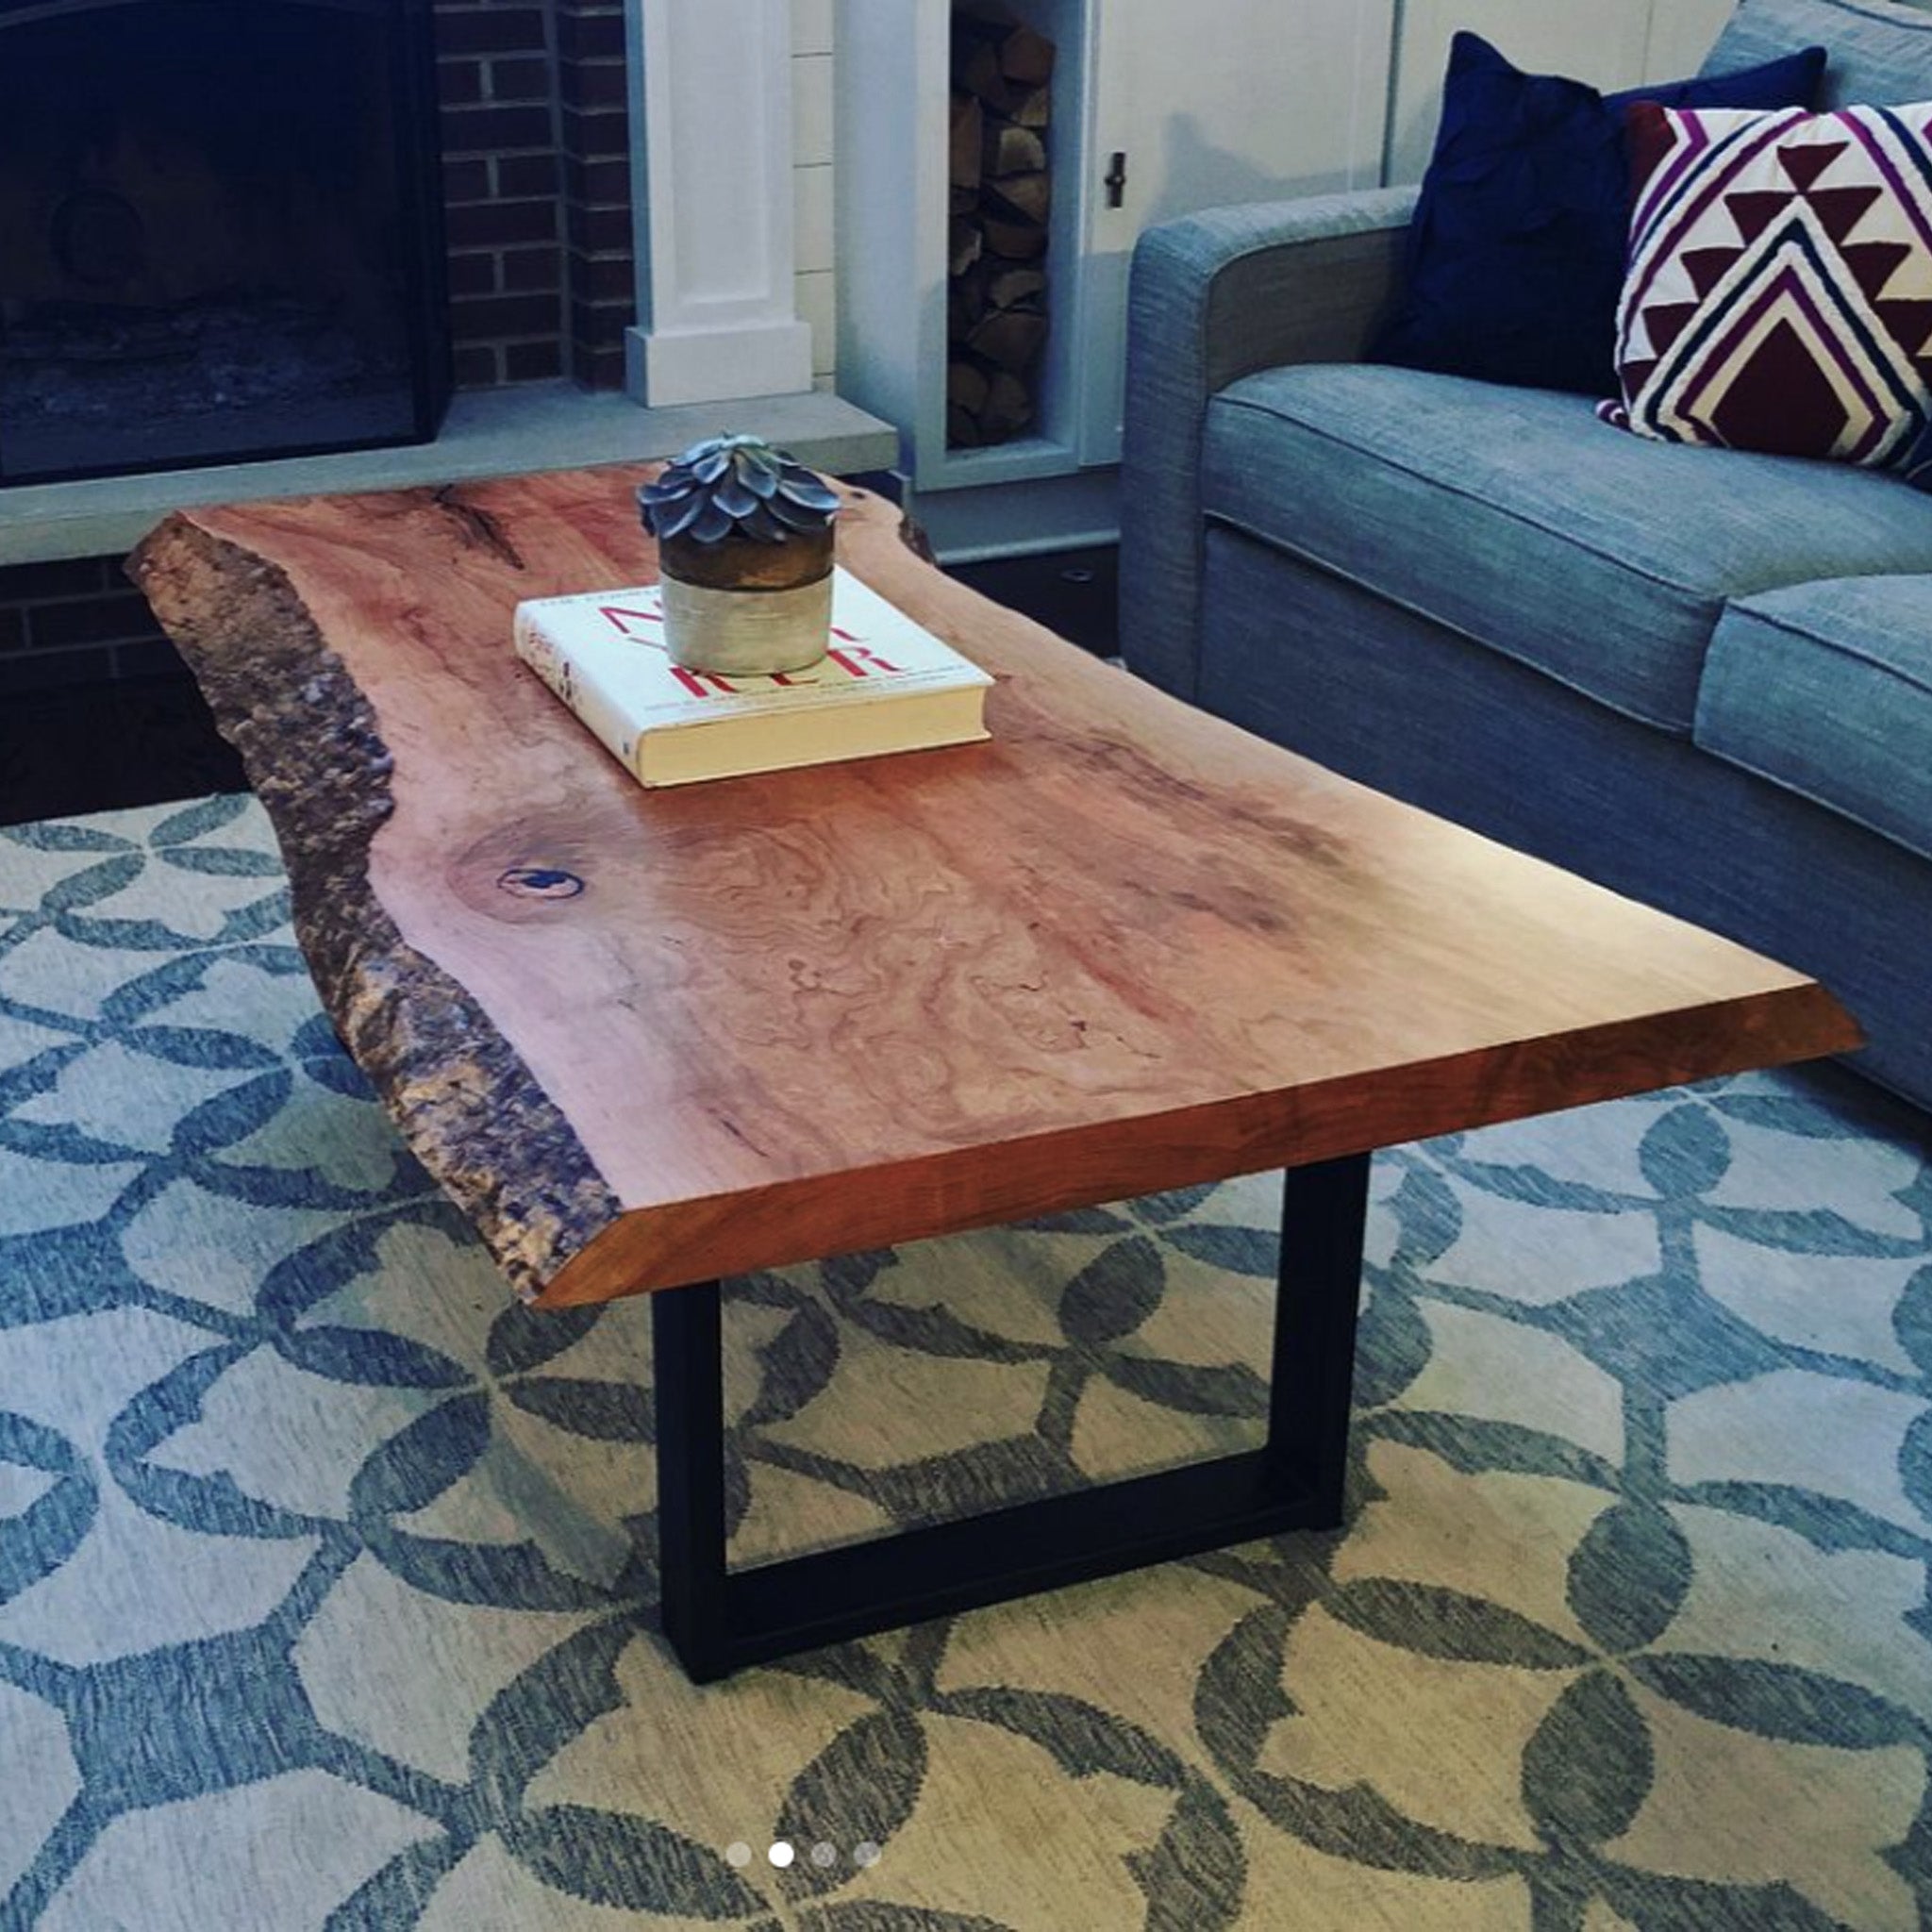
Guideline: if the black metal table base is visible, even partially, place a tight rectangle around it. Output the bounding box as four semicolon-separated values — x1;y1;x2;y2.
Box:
651;1152;1372;1683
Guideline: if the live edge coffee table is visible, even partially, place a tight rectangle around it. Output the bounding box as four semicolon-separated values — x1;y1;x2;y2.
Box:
132;467;1857;1684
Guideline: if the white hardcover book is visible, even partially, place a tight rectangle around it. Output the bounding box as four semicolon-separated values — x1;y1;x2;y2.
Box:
513;567;994;788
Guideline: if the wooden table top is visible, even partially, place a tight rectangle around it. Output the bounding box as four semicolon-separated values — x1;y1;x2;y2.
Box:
131;468;1857;1305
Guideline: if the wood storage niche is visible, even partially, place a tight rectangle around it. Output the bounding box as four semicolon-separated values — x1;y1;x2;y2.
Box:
946;1;1055;448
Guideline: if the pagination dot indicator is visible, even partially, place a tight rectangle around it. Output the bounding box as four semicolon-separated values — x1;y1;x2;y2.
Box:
723;1835;884;1872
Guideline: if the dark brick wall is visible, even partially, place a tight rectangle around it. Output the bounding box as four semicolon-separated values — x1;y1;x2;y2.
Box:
0;558;173;698
559;0;636;389
431;0;636;390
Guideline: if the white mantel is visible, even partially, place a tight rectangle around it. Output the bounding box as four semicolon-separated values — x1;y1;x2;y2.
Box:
625;0;818;408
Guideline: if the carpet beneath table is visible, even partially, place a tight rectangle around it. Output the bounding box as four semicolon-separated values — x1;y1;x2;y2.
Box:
0;796;1927;1932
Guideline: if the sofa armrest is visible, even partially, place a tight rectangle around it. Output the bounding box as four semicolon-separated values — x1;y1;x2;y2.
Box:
1120;186;1418;701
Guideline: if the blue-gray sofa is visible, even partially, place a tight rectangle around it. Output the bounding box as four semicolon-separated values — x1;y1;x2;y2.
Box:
1120;0;1932;1112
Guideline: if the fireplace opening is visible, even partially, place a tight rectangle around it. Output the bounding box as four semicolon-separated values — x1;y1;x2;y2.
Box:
0;0;448;487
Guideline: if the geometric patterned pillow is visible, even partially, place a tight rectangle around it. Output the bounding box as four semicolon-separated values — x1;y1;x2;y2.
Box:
1599;101;1932;490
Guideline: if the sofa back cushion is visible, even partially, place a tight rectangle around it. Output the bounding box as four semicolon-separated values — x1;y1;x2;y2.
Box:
1704;0;1932;107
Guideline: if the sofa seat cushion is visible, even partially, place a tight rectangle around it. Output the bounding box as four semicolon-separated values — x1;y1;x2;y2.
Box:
1202;363;1932;732
1698;575;1932;863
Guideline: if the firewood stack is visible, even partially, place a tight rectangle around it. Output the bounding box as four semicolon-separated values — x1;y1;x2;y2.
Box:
947;2;1054;448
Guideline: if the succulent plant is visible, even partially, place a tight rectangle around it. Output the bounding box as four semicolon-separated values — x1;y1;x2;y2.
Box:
638;434;841;546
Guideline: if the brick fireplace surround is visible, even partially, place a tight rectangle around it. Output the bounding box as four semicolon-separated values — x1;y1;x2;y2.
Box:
0;0;635;698
0;0;885;716
438;0;637;393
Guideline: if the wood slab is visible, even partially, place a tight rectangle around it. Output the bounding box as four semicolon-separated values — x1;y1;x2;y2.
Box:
129;470;1858;1306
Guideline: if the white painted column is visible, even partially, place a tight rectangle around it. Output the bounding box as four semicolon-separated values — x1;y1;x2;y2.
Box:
625;0;815;407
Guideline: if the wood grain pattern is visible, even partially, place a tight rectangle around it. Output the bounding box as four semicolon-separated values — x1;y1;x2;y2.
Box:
129;468;1858;1306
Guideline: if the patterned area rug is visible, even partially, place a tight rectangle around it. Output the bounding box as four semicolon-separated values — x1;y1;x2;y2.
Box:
1;796;1928;1932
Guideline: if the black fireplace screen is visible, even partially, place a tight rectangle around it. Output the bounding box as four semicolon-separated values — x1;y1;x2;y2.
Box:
0;0;448;486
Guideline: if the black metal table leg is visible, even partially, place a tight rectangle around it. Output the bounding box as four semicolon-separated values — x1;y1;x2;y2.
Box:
650;1277;730;1680
650;1150;1374;1684
1271;1153;1373;1524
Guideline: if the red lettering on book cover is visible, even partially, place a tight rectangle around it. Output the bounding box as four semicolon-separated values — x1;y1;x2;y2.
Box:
668;666;741;698
825;644;905;677
598;605;663;637
582;600;904;701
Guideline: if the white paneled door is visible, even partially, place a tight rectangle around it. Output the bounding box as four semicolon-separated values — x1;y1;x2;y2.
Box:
1387;0;1737;184
834;0;1395;493
1641;0;1740;90
1080;0;1394;463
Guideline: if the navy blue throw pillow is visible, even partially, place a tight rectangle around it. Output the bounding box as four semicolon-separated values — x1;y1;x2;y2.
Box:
1370;32;1826;396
